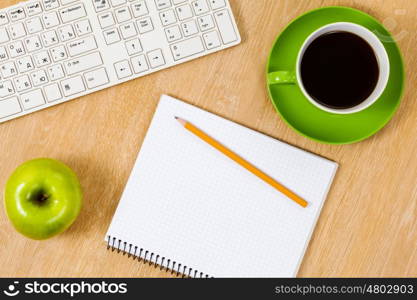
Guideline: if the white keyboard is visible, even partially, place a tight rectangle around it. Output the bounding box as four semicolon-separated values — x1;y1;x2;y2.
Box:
0;0;240;123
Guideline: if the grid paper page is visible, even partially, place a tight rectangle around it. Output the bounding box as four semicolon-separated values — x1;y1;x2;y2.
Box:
105;95;338;277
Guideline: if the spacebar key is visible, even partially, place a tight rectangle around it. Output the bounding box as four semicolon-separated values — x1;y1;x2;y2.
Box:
0;97;21;119
170;36;205;61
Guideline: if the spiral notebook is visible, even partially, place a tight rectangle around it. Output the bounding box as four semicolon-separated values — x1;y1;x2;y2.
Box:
105;95;338;277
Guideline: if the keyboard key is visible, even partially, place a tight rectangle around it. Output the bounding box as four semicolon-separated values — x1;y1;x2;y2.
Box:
24;36;42;52
165;25;182;42
131;54;148;73
0;28;10;44
64;52;103;75
33;50;51;67
120;22;137;39
203;30;221;49
67;36;98;56
30;69;49;86
43;0;59;10
44;83;62;102
92;0;110;12
9;7;26;22
159;10;176;26
208;0;226;10
47;64;65;80
173;0;187;4
131;1;148;18
197;14;214;32
111;0;127;7
176;4;193;21
0;62;17;78
155;0;172;10
0;97;21;119
0;13;9;26
170;36;204;60
214;10;237;44
9;23;26;39
103;28;121;44
26;17;44;34
59;3;86;23
61;76;86;96
114;60;132;79
74;19;92;36
8;41;26;58
61;0;79;5
50;45;68;62
98;12;116;28
0;46;8;61
14;75;32;92
16;56;35;72
58;25;75;41
0;81;15;98
115;7;132;23
26;1;43;17
192;0;209;16
181;20;198;37
21;89;45;110
136;17;153;34
147;49;165;68
125;38;142;55
84;68;109;89
41;30;59;47
42;12;60;28
26;2;43;16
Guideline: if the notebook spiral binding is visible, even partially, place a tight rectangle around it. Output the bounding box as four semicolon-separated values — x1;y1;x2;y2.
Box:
106;235;210;278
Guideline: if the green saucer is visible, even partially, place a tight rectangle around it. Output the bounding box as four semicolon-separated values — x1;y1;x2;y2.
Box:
266;6;405;144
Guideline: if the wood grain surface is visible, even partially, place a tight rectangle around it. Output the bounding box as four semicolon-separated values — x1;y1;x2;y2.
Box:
0;0;416;277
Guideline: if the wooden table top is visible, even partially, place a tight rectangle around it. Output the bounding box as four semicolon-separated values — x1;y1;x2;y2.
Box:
1;0;416;277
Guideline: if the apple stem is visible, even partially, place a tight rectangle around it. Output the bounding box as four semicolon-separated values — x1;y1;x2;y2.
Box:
34;192;49;205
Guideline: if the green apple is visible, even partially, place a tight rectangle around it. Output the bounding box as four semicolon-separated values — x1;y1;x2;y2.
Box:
4;158;82;240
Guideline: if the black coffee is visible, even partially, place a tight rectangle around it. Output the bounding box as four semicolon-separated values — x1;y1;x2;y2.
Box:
300;31;379;109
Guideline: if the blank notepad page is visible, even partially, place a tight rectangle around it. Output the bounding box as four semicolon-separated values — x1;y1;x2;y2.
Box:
105;95;338;277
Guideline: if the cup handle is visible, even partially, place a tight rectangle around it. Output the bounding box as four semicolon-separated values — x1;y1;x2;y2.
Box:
267;71;296;85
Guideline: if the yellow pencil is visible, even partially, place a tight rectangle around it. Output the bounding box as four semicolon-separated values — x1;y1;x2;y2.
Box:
175;117;308;208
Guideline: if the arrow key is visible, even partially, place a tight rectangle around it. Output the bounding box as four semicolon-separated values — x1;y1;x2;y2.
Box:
114;60;132;79
147;49;165;69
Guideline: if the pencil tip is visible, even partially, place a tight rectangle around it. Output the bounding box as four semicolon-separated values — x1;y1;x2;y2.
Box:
175;117;186;126
174;116;178;119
